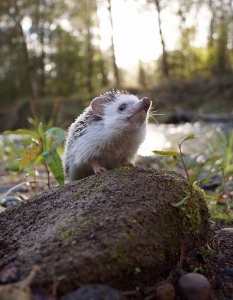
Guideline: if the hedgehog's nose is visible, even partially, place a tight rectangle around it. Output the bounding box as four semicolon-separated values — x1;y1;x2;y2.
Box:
141;97;151;112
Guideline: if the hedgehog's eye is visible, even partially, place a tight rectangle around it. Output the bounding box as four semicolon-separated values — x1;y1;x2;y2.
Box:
119;104;127;111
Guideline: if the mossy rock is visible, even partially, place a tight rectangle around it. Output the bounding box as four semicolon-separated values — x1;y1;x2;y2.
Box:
0;167;209;295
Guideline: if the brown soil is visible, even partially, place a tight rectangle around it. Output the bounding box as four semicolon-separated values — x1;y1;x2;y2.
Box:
182;221;233;300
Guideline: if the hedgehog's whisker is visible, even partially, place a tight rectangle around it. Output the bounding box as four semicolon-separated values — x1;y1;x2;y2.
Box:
150;115;159;124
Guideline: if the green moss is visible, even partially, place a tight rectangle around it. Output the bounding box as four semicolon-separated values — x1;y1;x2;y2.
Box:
115;246;135;275
194;185;206;199
177;185;207;235
58;218;92;240
59;228;73;239
158;251;166;262
118;166;133;172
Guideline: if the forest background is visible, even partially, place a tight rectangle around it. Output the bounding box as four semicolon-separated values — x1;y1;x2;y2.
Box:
1;0;233;131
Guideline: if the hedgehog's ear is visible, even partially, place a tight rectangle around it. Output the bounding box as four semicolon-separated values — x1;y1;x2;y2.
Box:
91;97;108;116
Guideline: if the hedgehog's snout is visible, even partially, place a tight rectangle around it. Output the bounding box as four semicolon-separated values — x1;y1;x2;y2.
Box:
141;97;151;112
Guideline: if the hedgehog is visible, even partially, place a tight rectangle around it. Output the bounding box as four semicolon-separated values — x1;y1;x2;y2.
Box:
63;90;151;182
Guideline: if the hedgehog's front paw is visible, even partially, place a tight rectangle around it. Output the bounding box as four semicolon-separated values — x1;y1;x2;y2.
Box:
122;158;134;167
95;166;107;173
90;159;107;174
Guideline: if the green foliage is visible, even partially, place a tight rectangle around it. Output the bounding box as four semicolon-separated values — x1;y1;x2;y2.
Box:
153;130;233;222
4;123;66;186
0;0;109;104
1;0;233;105
219;131;233;176
154;134;196;207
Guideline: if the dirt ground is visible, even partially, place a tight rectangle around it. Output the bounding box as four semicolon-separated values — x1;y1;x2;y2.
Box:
182;221;233;300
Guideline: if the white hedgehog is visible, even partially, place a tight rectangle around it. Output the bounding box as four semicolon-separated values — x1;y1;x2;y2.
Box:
63;90;151;182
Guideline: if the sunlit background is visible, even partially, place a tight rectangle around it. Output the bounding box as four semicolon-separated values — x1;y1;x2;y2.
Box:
1;0;233;215
0;0;233;131
98;0;210;67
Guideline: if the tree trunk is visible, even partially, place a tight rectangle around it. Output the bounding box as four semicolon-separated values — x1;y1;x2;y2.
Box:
14;1;40;102
208;0;214;48
38;0;46;97
107;0;120;88
84;1;94;94
217;0;228;73
154;0;169;78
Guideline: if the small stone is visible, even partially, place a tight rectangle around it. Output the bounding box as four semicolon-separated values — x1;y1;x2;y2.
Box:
217;253;225;260
178;273;211;300
61;284;127;300
175;268;187;278
225;267;233;277
0;184;28;194
221;228;233;235
225;181;233;192
155;282;175;300
199;174;222;189
0;196;22;207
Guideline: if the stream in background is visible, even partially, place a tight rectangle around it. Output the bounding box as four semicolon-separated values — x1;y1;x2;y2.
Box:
138;121;233;158
1;121;233;159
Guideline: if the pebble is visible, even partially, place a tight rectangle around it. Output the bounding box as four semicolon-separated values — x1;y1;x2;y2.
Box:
0;184;28;194
0;196;22;207
224;180;233;192
61;284;127;300
199;173;223;189
220;228;233;235
225;267;233;277
217;253;225;260
178;273;211;300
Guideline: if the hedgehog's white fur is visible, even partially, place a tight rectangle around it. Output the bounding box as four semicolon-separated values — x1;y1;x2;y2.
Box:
64;91;151;182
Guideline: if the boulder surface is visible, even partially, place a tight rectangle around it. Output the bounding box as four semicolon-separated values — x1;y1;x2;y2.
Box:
0;167;209;295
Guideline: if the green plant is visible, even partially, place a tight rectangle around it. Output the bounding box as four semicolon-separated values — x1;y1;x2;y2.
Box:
154;134;196;207
153;131;233;222
4;122;66;188
216;130;233;177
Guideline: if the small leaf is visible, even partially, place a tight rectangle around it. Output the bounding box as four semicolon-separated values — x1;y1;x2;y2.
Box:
170;196;189;207
153;150;180;157
45;127;66;150
8;158;21;171
37;122;45;138
3;129;40;140
45;127;66;136
43;150;64;185
19;143;41;169
187;171;200;185
179;134;196;146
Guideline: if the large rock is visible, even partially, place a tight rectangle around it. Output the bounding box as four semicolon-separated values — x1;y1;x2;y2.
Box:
0;167;209;295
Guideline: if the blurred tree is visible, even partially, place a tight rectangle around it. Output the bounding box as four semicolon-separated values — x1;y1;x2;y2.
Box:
138;60;148;91
0;0;66;101
0;0;38;101
0;0;109;106
144;0;170;78
153;0;169;78
2;0;233;109
107;0;120;88
206;0;232;74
